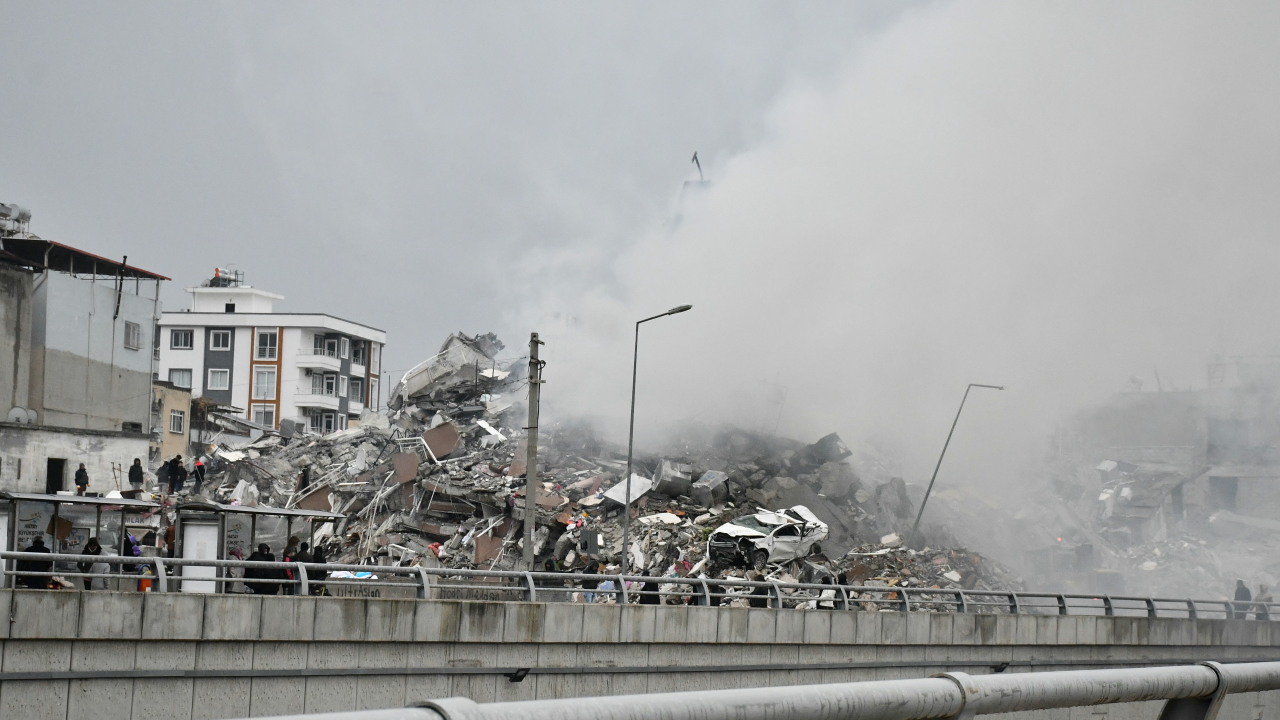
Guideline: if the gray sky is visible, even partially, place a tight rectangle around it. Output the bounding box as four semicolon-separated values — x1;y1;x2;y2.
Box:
0;1;899;380
7;2;1280;502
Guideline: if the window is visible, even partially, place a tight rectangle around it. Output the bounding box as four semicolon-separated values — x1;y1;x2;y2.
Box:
252;365;277;400
350;379;363;403
256;330;278;360
339;337;350;359
313;334;324;354
207;368;230;391
168;369;192;388
169;410;185;434
210;330;231;350
325;339;338;358
308;411;322;431
251;404;276;429
224;303;235;313
369;378;378;410
338;414;348;430
124;321;142;350
311;373;323;394
322;413;335;433
353;341;366;365
171;329;193;349
371;344;380;373
323;374;337;396
339;376;348;398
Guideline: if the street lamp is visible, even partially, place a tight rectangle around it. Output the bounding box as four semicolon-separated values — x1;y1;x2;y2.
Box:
909;383;1004;542
620;304;693;576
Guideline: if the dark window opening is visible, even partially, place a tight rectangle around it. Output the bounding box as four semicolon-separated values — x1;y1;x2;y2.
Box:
45;458;66;494
225;303;235;313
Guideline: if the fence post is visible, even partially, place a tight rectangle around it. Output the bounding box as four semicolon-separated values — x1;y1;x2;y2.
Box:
769;582;783;609
417;567;433;600
524;572;537;602
956;590;968;613
837;586;851;611
297;563;309;596
1058;595;1069;616
1186;599;1197;620
900;588;911;613
1010;592;1021;614
153;558;168;593
617;575;628;605
1146;598;1157;619
1103;595;1114;617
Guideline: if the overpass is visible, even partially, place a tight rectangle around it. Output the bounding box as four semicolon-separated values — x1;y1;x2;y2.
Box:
1;589;1279;720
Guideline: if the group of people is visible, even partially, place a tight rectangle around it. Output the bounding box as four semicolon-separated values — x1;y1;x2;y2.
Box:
242;539;328;595
1233;580;1273;619
67;457;203;496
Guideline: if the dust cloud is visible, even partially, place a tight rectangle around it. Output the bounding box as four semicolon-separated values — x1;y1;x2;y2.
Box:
518;1;1280;510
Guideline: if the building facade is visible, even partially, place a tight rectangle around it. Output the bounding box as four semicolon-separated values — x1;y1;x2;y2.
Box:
150;381;191;465
156;271;385;434
0;228;167;493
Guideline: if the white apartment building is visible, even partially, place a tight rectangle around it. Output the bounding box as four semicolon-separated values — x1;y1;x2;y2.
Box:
156;271;385;434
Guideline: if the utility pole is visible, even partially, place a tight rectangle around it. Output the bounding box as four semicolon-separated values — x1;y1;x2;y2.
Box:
523;332;544;568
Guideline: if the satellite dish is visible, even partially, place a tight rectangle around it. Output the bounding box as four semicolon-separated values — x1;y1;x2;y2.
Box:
7;407;30;424
26;408;38;423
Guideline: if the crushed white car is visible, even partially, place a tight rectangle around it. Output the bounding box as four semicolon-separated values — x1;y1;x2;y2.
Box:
707;505;829;570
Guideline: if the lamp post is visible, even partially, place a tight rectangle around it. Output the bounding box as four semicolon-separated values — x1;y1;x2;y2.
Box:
909;383;1003;542
620;304;692;576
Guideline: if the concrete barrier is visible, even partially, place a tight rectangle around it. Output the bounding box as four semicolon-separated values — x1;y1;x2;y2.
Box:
1;589;1279;719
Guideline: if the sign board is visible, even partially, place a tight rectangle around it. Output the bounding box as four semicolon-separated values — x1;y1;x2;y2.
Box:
326;574;418;599
14;501;53;551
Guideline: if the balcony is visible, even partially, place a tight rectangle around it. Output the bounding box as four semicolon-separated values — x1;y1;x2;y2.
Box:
296;349;341;372
350;362;366;377
294;392;340;411
348;400;364;415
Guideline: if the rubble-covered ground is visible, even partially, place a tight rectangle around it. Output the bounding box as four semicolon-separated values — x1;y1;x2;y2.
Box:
185;331;1023;601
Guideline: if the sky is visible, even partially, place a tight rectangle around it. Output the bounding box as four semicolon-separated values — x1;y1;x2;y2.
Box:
5;2;1280;498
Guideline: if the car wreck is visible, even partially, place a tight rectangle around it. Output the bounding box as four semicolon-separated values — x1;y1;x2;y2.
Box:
707;505;829;570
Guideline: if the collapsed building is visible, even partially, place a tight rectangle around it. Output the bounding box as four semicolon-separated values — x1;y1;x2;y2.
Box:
171;331;1019;598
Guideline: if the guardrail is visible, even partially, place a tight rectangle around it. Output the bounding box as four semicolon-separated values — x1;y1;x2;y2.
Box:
2;550;1274;620
243;660;1280;720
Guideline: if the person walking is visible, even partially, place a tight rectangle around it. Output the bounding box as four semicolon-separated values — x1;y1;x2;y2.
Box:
1234;579;1252;619
74;463;89;495
128;458;145;491
308;543;328;596
17;537;53;589
78;537;103;590
281;540;300;595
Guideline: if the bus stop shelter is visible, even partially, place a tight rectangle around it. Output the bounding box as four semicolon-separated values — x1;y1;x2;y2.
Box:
173;501;346;592
0;491;162;588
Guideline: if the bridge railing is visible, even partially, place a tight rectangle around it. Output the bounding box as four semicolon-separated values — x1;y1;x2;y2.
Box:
1;550;1271;620
243;660;1280;720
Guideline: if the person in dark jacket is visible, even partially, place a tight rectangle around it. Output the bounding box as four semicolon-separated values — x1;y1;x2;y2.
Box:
17;537;53;589
245;544;277;595
74;463;89;495
308;544;328;596
1234;579;1253;619
167;456;187;494
128;458;145;490
747;571;771;609
638;567;663;606
78;537;103;590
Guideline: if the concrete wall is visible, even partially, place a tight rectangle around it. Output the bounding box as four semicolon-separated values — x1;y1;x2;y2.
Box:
0;264;33;416
0;423;149;494
29;272;160;432
2;591;1280;719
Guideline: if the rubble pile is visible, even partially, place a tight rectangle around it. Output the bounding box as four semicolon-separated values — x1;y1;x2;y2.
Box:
188;331;1026;597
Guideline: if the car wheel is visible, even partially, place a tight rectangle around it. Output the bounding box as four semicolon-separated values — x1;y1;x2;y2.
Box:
809;543;823;557
752;550;769;571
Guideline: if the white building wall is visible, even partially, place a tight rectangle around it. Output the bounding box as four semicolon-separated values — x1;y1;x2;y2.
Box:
279;327;305;425
0;425;151;494
231;327;253;412
156;320;206;395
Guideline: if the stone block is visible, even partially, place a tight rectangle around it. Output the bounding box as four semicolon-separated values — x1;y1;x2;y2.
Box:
2;679;70;720
314;597;367;642
259;596;316;641
142;593;205;640
357;675;407;710
929;614;954;644
617;605;655;643
252;642;308;670
250;677;306;717
855;611;882;645
952;613;976;644
542;603;585;643
191;678;251;719
905;612;930;644
416;601;461;642
202;595;261;640
367;599;416;642
304;674;358;713
0;590;10;639
774;610;805;643
710;607;744;644
79;592;143;639
1057;616;1079;645
881;613;907;644
803;611;832;644
686;607;719;643
459;602;506;643
71;640;131;671
3;638;71;671
11;589;80;638
307;642;360;670
653;605;688;644
405;674;453;706
132;678;194;720
1015;615;1037;645
580;604;618;643
746;608;776;643
831;611;856;643
135;641;196;671
503;603;545;643
67;678;133;720
195;641;253;670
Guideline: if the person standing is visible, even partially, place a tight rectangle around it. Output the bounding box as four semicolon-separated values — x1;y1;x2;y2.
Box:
308;543;327;596
191;459;206;495
17;537;53;589
298;466;310;492
78;537;103;590
74;463;89;495
1234;579;1252;619
167;456;187;494
245;544;276;595
128;458;145;491
281;540;300;595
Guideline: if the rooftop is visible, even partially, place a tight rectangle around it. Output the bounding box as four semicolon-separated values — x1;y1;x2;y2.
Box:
0;236;169;280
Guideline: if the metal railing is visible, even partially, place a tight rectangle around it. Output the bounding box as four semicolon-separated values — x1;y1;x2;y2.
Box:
245;660;1280;720
3;550;1277;619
